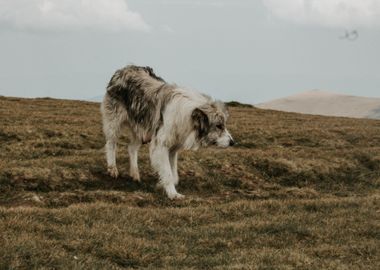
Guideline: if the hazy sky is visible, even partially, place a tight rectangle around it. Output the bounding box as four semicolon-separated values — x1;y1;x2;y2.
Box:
0;0;379;103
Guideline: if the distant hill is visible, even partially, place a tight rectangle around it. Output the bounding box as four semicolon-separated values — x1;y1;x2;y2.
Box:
257;90;380;119
225;101;254;108
88;95;103;102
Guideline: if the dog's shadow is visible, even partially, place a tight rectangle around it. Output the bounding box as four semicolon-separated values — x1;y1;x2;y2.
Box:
87;165;204;200
88;166;157;194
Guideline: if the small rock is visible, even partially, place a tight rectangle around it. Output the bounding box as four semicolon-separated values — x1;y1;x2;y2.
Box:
32;194;42;203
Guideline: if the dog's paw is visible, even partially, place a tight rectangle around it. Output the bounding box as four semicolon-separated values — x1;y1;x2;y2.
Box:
161;183;185;200
129;170;140;182
168;192;185;200
107;166;119;178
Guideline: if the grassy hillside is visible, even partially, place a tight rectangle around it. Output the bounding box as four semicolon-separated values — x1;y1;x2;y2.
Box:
0;96;379;269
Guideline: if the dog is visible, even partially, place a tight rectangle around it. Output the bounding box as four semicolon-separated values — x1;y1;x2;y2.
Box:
101;65;234;199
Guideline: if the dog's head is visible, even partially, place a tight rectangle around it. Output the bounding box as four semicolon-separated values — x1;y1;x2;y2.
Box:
192;101;235;148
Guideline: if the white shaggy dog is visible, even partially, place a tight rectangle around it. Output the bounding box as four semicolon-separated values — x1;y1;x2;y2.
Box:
101;65;234;199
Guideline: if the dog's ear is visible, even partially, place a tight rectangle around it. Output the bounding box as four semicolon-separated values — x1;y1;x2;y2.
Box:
215;100;229;118
192;108;210;137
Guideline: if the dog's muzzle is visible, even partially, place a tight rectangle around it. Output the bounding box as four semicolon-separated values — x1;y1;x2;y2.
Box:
229;139;235;146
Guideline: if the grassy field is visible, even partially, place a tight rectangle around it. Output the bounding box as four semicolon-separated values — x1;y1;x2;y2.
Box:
0;96;379;269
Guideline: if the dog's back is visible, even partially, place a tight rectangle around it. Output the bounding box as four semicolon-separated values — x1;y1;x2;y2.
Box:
101;65;176;142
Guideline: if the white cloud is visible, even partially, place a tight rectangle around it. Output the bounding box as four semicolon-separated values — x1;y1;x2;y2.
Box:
161;0;227;8
0;0;150;32
262;0;380;28
160;24;175;34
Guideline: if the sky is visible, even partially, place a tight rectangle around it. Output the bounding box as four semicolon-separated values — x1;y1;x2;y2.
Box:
0;0;379;104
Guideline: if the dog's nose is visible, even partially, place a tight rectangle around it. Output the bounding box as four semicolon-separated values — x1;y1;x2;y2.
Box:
229;139;235;146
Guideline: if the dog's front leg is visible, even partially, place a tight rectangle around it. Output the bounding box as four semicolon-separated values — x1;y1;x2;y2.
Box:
150;143;184;199
169;150;179;186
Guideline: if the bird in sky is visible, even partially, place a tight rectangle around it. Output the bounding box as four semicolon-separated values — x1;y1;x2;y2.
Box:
340;30;359;41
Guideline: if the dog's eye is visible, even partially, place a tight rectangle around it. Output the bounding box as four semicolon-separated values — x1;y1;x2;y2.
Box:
216;124;224;130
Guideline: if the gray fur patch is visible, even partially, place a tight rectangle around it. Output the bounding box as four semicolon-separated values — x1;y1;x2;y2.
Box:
105;65;176;139
192;108;210;138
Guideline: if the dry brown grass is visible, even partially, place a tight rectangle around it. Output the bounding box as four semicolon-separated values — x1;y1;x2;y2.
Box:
0;96;379;269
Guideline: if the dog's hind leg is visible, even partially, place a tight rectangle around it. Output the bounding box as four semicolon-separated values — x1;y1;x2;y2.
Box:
102;104;125;178
128;137;141;181
150;143;184;199
104;126;121;178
